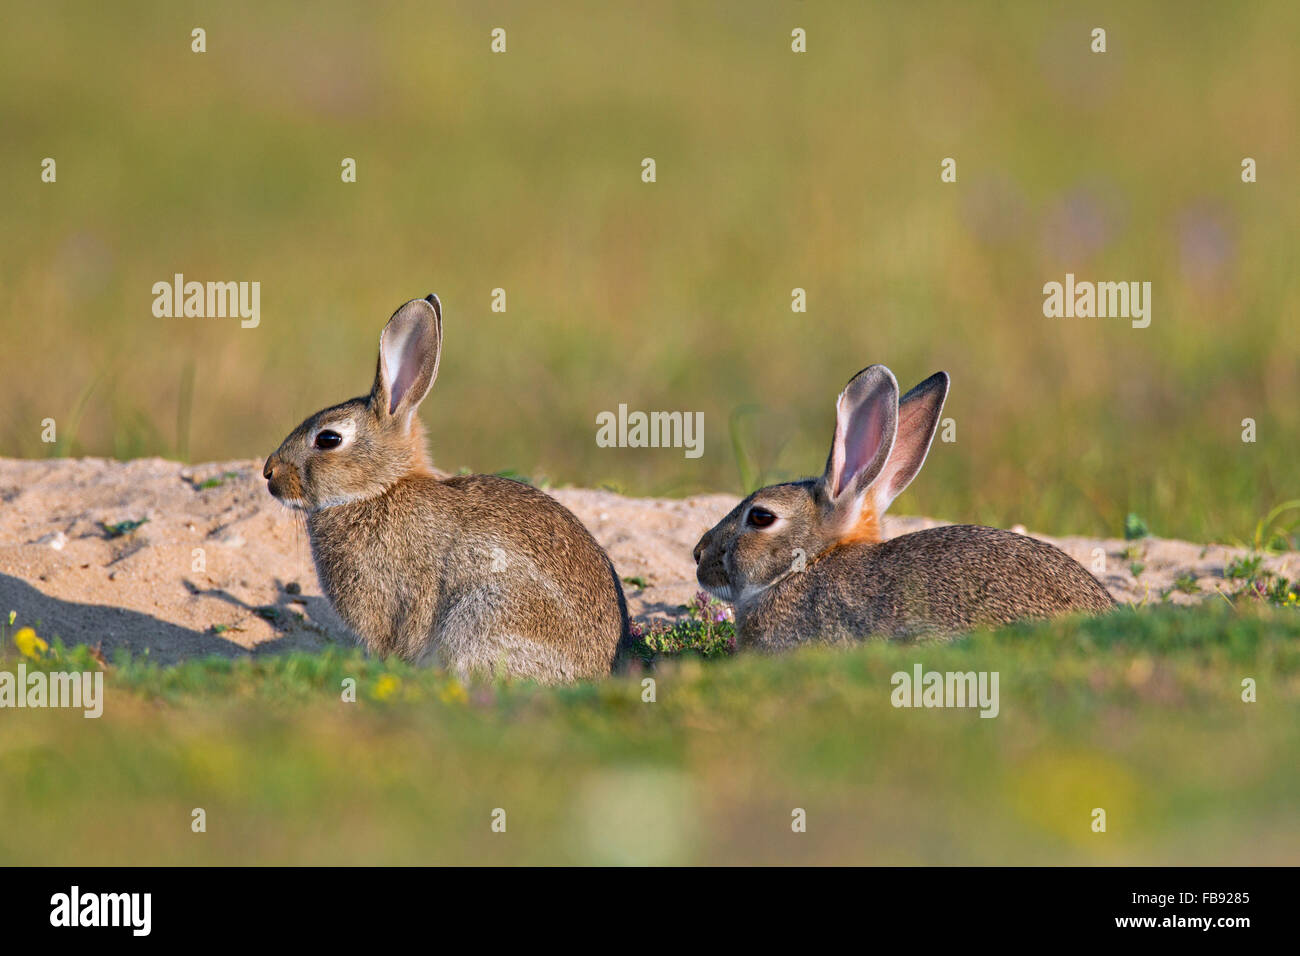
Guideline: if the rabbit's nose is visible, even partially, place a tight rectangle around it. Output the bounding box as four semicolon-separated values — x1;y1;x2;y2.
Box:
262;457;277;480
692;542;704;564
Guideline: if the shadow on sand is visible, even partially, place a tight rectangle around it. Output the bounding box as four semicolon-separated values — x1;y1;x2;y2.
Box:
0;573;344;666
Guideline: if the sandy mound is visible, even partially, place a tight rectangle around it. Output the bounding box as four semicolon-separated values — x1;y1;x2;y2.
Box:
0;457;1292;664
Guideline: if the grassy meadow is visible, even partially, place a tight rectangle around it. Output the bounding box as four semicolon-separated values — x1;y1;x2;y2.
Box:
2;1;1297;540
2;603;1297;865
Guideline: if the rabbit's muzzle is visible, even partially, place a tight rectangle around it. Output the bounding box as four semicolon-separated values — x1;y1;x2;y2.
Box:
693;529;733;598
263;454;305;506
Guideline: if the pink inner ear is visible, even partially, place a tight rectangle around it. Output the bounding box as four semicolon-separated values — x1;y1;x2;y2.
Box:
837;406;884;498
877;382;944;507
382;322;432;414
889;401;929;486
388;354;418;414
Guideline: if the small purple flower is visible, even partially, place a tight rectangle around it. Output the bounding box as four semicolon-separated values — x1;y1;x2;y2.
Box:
1178;205;1234;283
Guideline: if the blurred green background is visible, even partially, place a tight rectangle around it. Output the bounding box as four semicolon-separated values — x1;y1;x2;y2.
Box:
2;0;1296;539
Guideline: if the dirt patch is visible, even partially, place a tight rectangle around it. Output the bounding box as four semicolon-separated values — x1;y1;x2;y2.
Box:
0;457;1292;664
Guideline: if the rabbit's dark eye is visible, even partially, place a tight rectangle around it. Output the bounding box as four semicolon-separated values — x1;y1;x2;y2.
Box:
315;430;343;450
747;507;777;528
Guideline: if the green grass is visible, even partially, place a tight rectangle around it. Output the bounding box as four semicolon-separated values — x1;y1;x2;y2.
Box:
2;603;1297;865
2;0;1297;540
98;518;149;539
190;470;240;490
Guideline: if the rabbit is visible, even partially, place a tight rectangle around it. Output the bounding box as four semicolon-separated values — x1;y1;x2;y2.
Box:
693;365;1115;649
263;294;629;683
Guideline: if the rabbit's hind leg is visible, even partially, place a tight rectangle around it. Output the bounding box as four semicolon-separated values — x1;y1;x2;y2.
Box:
430;629;578;684
428;589;579;683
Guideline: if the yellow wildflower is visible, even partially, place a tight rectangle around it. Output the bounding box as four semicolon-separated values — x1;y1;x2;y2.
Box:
14;627;47;659
439;679;468;705
373;674;401;701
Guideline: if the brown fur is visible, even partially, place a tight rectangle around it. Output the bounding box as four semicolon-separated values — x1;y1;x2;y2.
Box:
264;296;628;682
741;524;1113;649
694;366;1115;649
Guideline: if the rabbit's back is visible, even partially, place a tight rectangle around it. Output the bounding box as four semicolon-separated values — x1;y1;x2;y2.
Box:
309;474;627;679
745;524;1114;648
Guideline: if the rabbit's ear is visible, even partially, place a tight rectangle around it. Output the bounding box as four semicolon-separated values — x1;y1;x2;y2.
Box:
871;371;949;513
373;295;443;422
823;365;899;504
